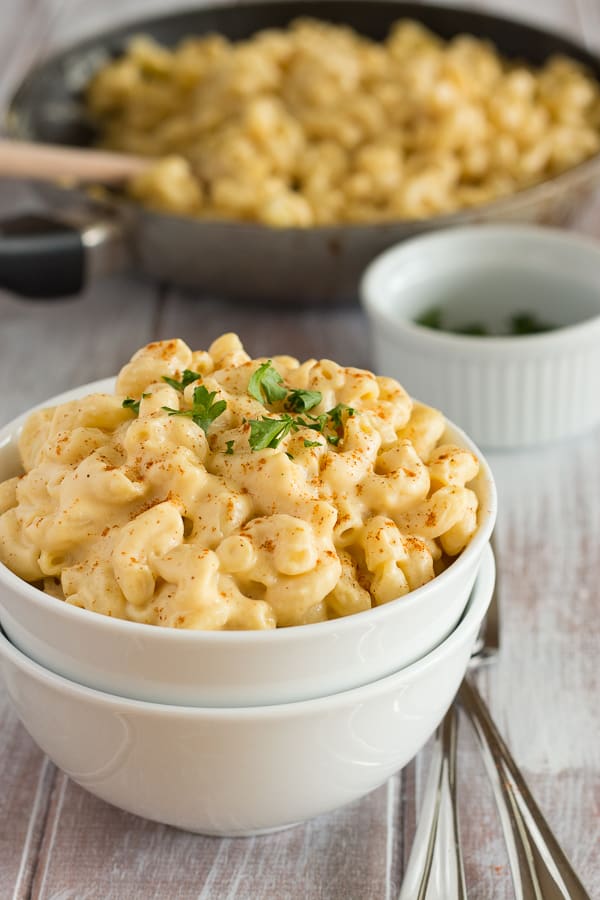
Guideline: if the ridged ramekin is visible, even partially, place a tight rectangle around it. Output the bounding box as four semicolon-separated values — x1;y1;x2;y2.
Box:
360;225;600;448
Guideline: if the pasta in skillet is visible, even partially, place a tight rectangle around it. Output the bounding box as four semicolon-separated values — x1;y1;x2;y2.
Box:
0;335;480;629
86;18;600;225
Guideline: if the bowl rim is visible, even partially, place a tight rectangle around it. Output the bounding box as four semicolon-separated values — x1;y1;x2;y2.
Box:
0;376;497;642
360;223;600;352
0;544;495;717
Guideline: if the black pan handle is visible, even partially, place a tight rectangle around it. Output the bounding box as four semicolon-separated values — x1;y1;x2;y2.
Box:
0;214;84;298
0;212;128;299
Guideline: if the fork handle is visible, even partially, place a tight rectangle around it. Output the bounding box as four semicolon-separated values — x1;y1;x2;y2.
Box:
459;677;591;900
399;703;466;900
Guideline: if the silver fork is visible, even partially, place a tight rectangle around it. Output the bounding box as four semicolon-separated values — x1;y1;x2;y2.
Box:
460;678;590;899
398;588;494;900
400;544;591;900
398;550;499;900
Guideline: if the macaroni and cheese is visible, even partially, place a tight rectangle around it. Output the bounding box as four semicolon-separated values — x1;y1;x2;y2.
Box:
86;18;600;225
0;336;480;629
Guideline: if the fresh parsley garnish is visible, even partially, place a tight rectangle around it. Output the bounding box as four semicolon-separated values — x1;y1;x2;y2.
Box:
248;361;324;424
163;385;227;434
303;413;328;433
162;369;203;392
248;361;288;405
123;392;151;415
122;397;141;415
285;389;322;413
416;306;444;330
416;305;556;336
328;403;355;430
459;323;489;336
304;404;355;446
323;404;355;443
248;415;298;450
248;416;295;450
225;440;235;455
510;312;555;335
247;403;355;452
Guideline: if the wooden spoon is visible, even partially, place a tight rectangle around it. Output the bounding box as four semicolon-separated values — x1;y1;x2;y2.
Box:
0;139;152;184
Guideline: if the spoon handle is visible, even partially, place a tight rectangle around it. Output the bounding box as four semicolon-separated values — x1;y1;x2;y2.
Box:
0;139;151;184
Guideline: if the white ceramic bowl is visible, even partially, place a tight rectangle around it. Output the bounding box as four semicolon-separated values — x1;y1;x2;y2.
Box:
0;378;496;707
361;225;600;448
0;544;494;836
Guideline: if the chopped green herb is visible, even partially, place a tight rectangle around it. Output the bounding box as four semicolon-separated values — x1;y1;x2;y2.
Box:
248;361;288;405
285;452;295;460
319;404;355;446
122;397;140;415
459;323;489;336
285;389;322;413
299;405;354;445
327;403;356;429
163;385;227;435
303;412;328;433
247;402;356;452
225;440;235;455
162;369;203;392
510;312;555;335
248;415;298;450
416;305;557;336
416;306;444;330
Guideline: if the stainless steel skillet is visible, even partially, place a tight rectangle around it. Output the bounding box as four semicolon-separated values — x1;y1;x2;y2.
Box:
3;0;600;303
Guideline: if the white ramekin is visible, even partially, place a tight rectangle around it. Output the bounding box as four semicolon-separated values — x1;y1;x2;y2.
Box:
361;225;600;448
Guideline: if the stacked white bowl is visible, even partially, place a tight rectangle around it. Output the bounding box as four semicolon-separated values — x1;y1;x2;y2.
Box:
0;384;496;836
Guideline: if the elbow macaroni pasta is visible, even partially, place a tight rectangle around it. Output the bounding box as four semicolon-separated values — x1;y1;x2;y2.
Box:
0;335;481;629
85;18;600;226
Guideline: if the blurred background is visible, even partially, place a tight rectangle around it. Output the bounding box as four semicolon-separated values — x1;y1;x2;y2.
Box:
2;0;600;428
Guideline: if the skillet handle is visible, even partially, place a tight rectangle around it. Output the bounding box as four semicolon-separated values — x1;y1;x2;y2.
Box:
0;212;127;299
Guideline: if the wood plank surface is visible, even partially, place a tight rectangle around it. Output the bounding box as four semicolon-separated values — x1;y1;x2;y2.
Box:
29;775;398;900
1;0;599;897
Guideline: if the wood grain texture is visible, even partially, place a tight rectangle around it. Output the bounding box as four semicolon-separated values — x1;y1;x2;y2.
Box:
29;775;399;900
0;703;55;900
0;0;599;897
159;296;372;372
0;266;161;424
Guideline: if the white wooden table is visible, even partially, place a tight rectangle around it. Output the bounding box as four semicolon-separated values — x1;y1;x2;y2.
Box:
1;1;599;897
